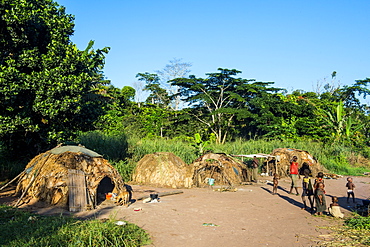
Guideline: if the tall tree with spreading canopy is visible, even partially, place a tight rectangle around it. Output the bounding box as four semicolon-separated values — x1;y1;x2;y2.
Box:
172;68;282;144
0;0;110;158
136;72;170;108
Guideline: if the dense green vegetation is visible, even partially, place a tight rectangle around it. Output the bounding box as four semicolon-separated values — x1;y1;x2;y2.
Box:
1;0;369;178
0;205;150;246
77;135;369;180
0;0;369;245
346;215;370;230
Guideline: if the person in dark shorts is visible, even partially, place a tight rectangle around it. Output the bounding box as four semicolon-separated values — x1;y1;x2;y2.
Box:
301;169;314;212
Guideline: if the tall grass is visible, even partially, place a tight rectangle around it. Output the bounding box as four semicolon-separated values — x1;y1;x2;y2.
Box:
78;131;128;161
126;137;369;176
75;131;369;179
208;138;370;175
127;137;197;165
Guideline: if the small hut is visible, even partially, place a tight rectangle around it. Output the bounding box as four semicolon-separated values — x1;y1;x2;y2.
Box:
192;153;248;187
271;148;325;177
15;146;126;211
132;152;193;188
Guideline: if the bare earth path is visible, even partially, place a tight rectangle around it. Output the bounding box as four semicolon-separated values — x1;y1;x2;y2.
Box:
2;176;369;246
81;176;370;247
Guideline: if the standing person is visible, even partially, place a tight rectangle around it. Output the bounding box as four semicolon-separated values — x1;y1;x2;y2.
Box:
288;156;300;195
346;177;356;203
301;169;314;212
272;173;280;195
252;156;259;182
314;172;325;188
314;182;326;215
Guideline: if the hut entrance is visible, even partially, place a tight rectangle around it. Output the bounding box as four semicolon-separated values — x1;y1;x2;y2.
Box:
192;153;248;187
96;176;115;205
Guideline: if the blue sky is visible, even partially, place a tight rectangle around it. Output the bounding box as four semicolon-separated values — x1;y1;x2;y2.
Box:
58;0;370;101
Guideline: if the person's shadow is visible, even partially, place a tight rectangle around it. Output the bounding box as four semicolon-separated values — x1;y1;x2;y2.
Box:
261;185;307;212
262;182;292;194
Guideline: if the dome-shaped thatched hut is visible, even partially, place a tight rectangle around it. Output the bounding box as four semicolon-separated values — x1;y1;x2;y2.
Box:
192;153;249;187
270;148;325;177
15;146;127;211
132;152;193;188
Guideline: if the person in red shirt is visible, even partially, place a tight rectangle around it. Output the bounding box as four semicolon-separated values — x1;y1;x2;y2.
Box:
289;156;300;195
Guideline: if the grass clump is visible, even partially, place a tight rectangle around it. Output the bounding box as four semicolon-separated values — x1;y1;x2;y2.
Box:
111;160;136;182
345;215;370;230
321;215;370;246
0;205;150;247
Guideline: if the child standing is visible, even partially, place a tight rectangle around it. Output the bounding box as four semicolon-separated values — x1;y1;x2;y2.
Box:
346;177;356;203
314;172;325;188
314;182;326;215
328;196;344;218
301;169;314;212
272;173;279;195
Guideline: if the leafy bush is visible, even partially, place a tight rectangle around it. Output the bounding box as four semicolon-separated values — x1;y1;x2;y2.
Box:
111;160;136;182
345;215;370;230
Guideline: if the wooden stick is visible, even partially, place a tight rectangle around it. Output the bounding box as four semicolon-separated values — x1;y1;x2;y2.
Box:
2;154;47;192
15;173;36;207
15;153;51;207
85;175;95;209
136;190;183;201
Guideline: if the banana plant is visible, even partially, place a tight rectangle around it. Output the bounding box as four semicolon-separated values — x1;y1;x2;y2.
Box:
320;101;363;142
345;116;364;140
192;133;210;156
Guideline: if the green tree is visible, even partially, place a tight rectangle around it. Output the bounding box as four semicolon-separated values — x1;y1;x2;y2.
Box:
172;68;281;144
0;0;109;158
94;85;135;133
339;78;370;109
136;72;170;108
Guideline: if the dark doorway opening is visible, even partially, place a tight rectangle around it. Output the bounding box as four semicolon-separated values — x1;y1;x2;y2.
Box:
96;176;115;205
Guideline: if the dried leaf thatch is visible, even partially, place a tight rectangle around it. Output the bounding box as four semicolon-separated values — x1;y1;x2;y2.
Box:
192;153;248;187
15;146;126;210
132;152;194;188
270;148;325;177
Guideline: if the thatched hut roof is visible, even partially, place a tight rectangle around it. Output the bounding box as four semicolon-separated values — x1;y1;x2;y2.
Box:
15;146;126;211
270;148;325;177
132;152;193;188
192;153;248;187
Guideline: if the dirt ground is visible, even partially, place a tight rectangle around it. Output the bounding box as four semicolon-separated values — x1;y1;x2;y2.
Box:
1;176;370;247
